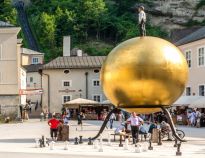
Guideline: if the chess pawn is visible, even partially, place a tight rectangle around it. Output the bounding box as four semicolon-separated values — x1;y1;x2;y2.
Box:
64;141;69;150
100;134;103;143
135;144;142;153
142;142;148;152
98;141;103;152
50;141;55;150
94;140;99;149
35;138;39;148
124;139;129;150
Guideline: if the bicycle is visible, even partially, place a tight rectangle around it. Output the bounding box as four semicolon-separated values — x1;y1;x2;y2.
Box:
161;129;185;140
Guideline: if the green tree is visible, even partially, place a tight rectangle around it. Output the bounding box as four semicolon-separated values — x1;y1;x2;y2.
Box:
34;12;56;60
78;0;107;40
0;0;17;25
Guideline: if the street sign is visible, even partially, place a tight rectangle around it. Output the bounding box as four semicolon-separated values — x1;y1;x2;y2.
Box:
19;89;43;95
59;89;76;93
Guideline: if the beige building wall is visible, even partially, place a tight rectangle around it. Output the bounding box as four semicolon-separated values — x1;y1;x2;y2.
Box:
42;68;106;113
0;27;21;105
21;54;44;66
178;38;205;96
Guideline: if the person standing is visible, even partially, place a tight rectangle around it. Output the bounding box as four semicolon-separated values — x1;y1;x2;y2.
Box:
196;109;201;128
126;112;144;144
137;6;146;36
190;109;196;126
48;114;60;140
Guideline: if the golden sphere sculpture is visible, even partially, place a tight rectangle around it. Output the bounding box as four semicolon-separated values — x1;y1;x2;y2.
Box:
101;36;188;114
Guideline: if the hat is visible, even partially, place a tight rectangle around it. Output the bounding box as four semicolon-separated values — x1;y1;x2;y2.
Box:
161;121;166;125
139;6;144;10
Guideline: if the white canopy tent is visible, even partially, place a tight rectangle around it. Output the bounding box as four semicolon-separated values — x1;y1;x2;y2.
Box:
101;100;112;105
189;97;205;108
172;96;203;106
63;98;100;108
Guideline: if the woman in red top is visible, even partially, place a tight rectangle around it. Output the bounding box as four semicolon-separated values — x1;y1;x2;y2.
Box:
48;115;59;140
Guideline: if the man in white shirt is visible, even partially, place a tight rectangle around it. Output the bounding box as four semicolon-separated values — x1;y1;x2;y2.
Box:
138;6;146;36
126;112;144;144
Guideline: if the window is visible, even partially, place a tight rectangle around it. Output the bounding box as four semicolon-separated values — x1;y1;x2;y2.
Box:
199;85;205;96
94;69;100;73
62;80;71;87
198;47;204;66
185;50;191;67
93;80;100;86
64;69;70;74
185;87;191;96
32;57;39;64
93;95;101;102
30;77;33;83
62;95;71;103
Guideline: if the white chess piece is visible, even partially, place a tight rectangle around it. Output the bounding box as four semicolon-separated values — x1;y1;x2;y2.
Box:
98;139;103;152
135;144;142;153
35;138;39;148
50;141;55;150
94;140;99;149
100;134;103;143
64;141;69;150
107;133;112;146
124;138;129;150
142;142;148;152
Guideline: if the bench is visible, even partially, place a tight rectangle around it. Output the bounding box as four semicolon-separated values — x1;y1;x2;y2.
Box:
111;133;131;142
111;133;147;142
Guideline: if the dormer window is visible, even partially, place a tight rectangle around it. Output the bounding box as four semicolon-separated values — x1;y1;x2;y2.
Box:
32;57;39;64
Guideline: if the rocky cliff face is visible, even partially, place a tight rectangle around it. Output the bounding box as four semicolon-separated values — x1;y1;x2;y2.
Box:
142;0;205;32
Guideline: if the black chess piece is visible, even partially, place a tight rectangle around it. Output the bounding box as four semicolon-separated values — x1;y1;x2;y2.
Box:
176;142;182;156
148;139;153;150
88;137;93;145
74;137;79;145
79;136;83;144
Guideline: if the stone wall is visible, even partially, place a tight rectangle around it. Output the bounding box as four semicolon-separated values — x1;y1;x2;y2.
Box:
141;0;205;31
0;105;19;118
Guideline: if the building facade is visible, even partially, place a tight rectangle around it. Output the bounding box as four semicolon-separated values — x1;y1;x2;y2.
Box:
41;56;107;113
22;48;44;105
176;26;205;97
41;36;107;113
0;22;26;111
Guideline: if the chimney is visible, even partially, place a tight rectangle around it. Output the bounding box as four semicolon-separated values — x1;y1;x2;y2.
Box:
63;36;71;56
77;49;83;56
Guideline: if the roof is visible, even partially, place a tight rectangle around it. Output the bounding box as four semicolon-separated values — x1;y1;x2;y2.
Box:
23;64;43;73
0;21;14;27
170;26;201;43
175;26;205;46
22;48;43;55
43;56;106;69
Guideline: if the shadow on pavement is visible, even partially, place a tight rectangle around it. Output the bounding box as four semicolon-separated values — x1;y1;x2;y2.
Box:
0;138;34;143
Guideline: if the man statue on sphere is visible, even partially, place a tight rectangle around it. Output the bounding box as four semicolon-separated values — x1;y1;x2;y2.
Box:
138;6;146;36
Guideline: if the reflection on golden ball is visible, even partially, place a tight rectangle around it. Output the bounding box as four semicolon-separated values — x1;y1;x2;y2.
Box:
101;36;188;114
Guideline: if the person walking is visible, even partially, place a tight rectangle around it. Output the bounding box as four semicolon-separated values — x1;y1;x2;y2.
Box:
48;114;60;141
77;112;85;130
137;6;146;36
109;113;116;129
126;112;144;144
